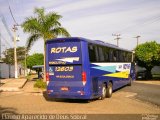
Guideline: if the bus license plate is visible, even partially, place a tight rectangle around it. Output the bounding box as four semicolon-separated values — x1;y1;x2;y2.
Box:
61;87;69;91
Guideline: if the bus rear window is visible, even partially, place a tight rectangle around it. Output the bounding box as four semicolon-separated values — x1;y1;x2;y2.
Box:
47;42;82;65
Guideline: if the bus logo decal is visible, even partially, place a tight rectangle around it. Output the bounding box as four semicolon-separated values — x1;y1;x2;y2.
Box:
49;67;54;75
91;63;131;78
103;70;129;78
92;66;116;73
51;46;77;53
56;57;79;63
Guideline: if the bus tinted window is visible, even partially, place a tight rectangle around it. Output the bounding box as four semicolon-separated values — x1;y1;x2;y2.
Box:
126;52;132;62
108;49;112;62
104;47;109;62
119;50;124;62
95;46;99;62
88;44;132;62
113;50;117;62
88;44;96;62
98;46;105;62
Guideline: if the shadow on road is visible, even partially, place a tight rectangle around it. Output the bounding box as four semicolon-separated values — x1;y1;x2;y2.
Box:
42;85;130;104
42;91;97;104
0;106;17;120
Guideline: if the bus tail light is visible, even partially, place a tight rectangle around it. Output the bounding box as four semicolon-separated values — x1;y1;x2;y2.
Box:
46;72;50;85
46;72;49;81
82;72;86;86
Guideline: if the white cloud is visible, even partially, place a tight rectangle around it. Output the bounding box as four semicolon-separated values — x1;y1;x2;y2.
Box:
54;0;116;14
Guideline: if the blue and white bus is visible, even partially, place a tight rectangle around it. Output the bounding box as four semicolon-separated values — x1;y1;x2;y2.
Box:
46;37;135;100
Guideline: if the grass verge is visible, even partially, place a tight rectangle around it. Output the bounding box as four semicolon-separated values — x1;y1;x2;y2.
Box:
34;79;46;89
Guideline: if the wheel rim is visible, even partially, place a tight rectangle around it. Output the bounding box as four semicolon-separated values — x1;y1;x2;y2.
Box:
109;86;112;95
102;86;106;97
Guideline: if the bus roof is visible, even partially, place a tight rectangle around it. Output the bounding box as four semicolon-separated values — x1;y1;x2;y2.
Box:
46;37;132;52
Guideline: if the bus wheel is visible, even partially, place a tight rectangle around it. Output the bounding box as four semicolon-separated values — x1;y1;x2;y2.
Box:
106;82;112;98
128;77;132;86
100;84;107;100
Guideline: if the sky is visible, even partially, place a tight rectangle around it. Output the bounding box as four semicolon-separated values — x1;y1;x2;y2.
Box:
0;0;160;55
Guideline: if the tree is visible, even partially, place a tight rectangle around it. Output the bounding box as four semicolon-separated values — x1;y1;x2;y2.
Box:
26;53;44;69
2;47;26;65
22;7;70;81
135;41;160;79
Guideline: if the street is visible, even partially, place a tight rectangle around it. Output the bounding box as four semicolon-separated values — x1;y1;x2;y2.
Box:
0;81;160;115
122;82;160;106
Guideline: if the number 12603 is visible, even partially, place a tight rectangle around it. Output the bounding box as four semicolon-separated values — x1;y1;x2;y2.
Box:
55;66;73;72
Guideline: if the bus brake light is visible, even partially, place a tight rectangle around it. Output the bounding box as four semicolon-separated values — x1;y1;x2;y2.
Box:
46;72;50;81
82;72;86;86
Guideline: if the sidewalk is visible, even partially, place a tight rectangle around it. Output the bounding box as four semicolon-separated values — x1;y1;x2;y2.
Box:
135;80;160;85
0;78;27;92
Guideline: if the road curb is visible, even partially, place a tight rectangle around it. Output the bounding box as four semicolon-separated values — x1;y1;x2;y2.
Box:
20;79;28;89
135;81;160;85
0;79;28;92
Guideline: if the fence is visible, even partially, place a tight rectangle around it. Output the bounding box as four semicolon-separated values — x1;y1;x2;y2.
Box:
0;63;15;78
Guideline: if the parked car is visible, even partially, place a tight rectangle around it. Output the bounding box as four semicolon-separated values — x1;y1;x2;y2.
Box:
136;70;147;80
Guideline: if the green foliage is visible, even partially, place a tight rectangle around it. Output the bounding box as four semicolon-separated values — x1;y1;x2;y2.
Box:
22;7;71;81
135;41;160;68
34;79;46;89
22;7;70;50
135;41;160;79
26;53;44;69
2;46;26;64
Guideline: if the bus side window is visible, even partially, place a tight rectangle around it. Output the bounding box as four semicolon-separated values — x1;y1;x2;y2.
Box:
95;46;100;62
98;46;105;62
126;52;129;62
104;47;109;62
127;52;132;62
109;49;113;62
123;52;127;62
119;51;122;62
113;50;117;62
88;44;96;62
116;50;119;62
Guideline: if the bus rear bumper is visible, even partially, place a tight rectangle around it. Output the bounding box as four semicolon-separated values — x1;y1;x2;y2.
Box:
47;91;92;100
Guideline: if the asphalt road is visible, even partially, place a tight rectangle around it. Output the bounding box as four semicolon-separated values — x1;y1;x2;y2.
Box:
122;82;160;106
0;81;160;120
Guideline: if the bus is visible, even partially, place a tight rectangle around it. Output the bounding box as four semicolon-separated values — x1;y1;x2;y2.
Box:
46;37;135;100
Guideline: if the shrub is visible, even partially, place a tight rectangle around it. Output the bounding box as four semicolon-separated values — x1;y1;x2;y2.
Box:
34;79;46;89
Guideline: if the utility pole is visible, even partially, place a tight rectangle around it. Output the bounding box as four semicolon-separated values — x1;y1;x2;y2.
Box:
13;24;18;78
24;48;27;77
112;34;121;47
134;35;141;46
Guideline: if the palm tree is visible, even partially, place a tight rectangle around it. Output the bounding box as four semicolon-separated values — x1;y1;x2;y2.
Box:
22;8;70;81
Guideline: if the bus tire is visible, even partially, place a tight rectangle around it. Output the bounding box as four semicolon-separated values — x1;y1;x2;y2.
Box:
106;82;112;98
100;84;107;100
128;77;132;86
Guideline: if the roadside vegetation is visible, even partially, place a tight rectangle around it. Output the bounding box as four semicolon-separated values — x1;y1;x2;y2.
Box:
34;79;47;89
22;7;70;81
135;41;160;80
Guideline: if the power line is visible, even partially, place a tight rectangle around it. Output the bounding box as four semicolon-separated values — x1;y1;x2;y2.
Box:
1;34;12;48
0;15;13;48
1;15;13;40
9;6;18;25
118;16;160;33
